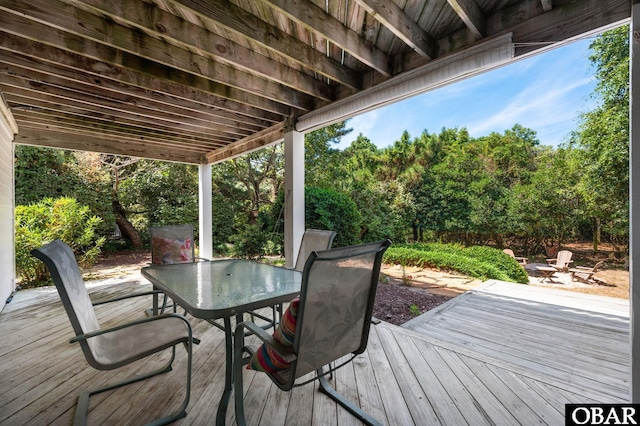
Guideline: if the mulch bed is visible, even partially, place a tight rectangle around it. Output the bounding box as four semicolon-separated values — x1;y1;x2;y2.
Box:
372;281;453;326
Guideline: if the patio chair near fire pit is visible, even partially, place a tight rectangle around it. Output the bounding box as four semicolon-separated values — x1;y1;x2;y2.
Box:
569;261;606;285
547;250;573;272
32;239;194;426
233;239;391;426
503;248;527;266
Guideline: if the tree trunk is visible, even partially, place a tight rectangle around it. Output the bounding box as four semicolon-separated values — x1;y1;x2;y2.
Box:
593;217;601;253
113;199;143;248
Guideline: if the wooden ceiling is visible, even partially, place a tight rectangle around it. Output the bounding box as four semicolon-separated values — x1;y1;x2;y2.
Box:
0;0;631;164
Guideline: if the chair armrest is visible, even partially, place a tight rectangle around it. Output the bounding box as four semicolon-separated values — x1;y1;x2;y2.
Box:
70;312;192;343
546;258;557;264
235;321;296;364
568;268;590;274
92;290;165;306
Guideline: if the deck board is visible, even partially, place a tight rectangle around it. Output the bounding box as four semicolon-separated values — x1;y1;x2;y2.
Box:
0;277;630;425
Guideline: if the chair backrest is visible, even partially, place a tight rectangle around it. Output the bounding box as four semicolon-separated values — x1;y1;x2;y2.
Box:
591;260;605;273
556;250;573;268
292;239;391;379
150;224;196;265
31;240;103;367
503;249;515;258
293;229;337;271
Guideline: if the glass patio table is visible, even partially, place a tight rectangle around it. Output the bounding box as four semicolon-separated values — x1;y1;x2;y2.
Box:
141;259;302;425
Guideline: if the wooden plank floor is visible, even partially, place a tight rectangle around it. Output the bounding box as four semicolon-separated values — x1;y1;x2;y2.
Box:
0;277;630;425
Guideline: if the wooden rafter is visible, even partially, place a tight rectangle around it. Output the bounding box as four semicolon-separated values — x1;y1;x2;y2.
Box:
0;33;283;124
354;0;438;59
0;0;316;111
258;0;391;77
170;0;363;89
61;0;338;99
446;0;485;39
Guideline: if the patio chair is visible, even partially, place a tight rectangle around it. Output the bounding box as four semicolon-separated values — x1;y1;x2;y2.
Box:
258;229;338;328
233;239;391;426
149;224;206;314
31;239;194;426
569;261;606;285
547;249;573;272
150;224;203;265
293;229;337;271
503;248;527;266
267;229;337;323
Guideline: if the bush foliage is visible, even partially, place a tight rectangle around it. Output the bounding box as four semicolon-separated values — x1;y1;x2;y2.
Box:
383;243;529;284
15;197;106;285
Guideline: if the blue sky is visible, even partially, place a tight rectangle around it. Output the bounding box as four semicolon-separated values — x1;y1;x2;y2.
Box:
339;37;598;150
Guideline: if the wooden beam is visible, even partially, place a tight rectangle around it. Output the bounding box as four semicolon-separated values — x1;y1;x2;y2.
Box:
170;0;364;87
12;110;228;149
258;0;391;77
205;122;285;164
15;129;205;164
0;2;314;111
354;0;439;59
60;0;338;99
446;0;486;39
0;33;284;124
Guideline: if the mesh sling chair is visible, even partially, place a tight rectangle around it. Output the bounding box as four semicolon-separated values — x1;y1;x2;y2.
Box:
293;229;337;271
267;229;338;324
32;240;194;426
149;224;204;314
234;239;391;426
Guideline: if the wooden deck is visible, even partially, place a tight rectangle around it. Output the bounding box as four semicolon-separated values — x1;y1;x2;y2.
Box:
0;277;630;425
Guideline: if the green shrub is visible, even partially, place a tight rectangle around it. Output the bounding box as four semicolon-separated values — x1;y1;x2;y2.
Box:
269;186;362;248
229;223;269;260
383;243;529;284
15;197;106;286
304;187;361;247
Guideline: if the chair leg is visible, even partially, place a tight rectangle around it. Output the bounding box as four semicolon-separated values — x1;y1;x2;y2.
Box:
73;345;192;426
317;366;382;426
234;326;248;426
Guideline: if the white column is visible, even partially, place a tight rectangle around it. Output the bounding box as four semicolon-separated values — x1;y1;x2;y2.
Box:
284;129;305;268
198;164;213;259
631;2;640;401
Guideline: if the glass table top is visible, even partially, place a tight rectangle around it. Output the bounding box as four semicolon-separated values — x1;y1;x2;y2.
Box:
141;259;302;319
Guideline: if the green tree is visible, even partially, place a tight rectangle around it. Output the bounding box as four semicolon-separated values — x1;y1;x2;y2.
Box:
304;121;352;187
120;161;200;243
15;146;114;237
570;25;630;254
509;147;581;253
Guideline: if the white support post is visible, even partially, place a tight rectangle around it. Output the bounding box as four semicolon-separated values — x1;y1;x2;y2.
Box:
284;129;305;268
631;2;640;402
199;164;213;259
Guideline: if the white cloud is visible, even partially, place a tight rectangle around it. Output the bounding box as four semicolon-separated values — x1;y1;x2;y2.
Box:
343;39;597;149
